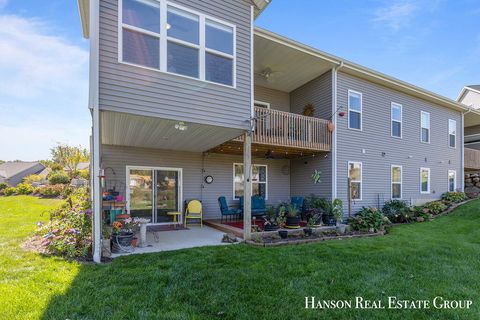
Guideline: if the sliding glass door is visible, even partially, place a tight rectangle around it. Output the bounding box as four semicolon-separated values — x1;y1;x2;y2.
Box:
128;167;182;224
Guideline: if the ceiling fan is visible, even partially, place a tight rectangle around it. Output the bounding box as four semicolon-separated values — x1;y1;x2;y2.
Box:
255;67;283;82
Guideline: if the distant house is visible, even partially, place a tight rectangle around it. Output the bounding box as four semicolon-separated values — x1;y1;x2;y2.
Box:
64;162;90;173
0;161;46;186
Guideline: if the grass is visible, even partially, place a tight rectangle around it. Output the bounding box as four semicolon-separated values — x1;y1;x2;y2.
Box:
0;196;479;319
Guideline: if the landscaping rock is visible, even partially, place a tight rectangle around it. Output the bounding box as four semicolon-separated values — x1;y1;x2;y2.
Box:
465;186;480;199
465;182;474;187
473;178;480;183
465;178;472;183
222;233;238;243
416;217;425;222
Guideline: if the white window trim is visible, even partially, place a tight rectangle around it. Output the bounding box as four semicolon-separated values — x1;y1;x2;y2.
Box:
420;111;430;144
118;0;237;88
254;100;271;109
233;163;268;200
391;102;402;139
448;169;457;192
391;165;403;199
448;119;456;149
348;161;362;200
420;167;431;194
125;165;183;225
348;90;363;131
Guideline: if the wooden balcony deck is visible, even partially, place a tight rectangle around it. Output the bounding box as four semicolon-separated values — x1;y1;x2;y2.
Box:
209;106;332;158
465;148;480;170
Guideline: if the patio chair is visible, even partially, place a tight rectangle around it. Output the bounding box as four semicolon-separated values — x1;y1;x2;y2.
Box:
290;196;305;220
239;196;266;217
184;199;203;228
218;196;242;223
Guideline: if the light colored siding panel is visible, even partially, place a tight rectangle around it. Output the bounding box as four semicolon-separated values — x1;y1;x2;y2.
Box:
102;145;290;220
99;0;252;130
336;72;462;212
254;86;290;112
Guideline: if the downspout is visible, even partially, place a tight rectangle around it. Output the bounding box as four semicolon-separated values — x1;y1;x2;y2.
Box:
90;0;101;263
331;61;344;200
461;109;471;192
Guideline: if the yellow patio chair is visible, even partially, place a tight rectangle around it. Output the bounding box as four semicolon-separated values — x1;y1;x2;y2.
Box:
184;200;203;227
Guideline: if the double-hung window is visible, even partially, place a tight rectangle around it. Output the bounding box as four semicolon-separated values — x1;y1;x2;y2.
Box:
348;90;362;130
348;162;362;200
420;167;430;194
391;165;402;199
448;170;456;192
233;164;267;200
120;0;236;86
448;119;456;148
391;103;402;138
421;111;430;143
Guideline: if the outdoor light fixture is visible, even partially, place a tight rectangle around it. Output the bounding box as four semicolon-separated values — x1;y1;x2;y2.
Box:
166;23;171;30
174;121;188;131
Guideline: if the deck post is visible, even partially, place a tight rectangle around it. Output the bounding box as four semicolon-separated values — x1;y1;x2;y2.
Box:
243;132;252;240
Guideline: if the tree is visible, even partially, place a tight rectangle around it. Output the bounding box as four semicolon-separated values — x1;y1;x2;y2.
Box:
50;143;90;178
0;160;4;165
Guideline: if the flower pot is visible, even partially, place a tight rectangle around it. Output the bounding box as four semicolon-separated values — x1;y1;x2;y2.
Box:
303;227;313;236
278;230;288;239
131;237;138;247
336;224;346;234
101;238;111;258
264;224;279;231
327;121;335;132
113;232;134;247
286;216;300;228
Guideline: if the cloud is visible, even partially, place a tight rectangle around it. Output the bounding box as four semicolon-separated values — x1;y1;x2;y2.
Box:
372;1;418;31
0;14;90;161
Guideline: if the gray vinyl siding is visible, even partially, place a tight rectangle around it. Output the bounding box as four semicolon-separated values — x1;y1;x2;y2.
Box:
98;0;252;130
459;90;480;109
101;145;290;219
254;85;290;112
336;72;462;213
289;70;333;200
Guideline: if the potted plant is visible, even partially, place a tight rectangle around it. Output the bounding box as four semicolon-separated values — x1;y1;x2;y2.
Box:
332;198;345;233
303;213;319;236
285;204;300;228
263;206;279;231
276;205;288;239
112;218;138;250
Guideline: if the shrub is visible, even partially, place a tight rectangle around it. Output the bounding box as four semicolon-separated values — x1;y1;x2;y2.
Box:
37;184;66;197
36;187;92;258
382;200;413;223
48;171;70;185
3;187;17;196
0;182;8;191
22;174;43;185
424;201;448;215
16;183;33;195
348;207;390;232
441;192;466;204
77;169;90;180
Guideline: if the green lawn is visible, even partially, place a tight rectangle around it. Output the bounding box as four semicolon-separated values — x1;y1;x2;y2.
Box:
0;196;479;319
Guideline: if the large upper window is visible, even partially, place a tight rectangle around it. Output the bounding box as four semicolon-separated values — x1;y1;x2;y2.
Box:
234;164;267;200
391;103;402;138
120;0;236;86
420;167;430;194
348;162;362;200
391;165;402;199
348;90;362;130
421;111;430;143
448;119;456;148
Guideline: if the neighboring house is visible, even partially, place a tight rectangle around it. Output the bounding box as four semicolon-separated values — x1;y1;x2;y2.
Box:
64;162;90;173
0;161;46;186
78;0;476;262
457;85;480;171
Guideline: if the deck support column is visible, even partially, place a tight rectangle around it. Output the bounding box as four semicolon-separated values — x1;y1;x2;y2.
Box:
243;131;252;240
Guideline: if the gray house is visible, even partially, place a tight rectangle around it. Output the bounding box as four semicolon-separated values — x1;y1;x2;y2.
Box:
457;85;480;171
79;0;472;262
0;161;46;186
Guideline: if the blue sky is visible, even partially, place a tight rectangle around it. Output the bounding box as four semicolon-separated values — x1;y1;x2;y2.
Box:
0;0;478;161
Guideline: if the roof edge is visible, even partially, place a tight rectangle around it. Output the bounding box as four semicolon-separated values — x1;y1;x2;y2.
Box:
78;0;90;39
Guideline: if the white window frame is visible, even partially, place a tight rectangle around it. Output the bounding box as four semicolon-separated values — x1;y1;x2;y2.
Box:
254;100;270;109
233;163;268;200
420;167;431;194
391;165;403;199
118;0;237;88
448;170;456;192
448;119;456;148
391;102;402;138
348;161;362;200
348;90;363;131
420;111;430;143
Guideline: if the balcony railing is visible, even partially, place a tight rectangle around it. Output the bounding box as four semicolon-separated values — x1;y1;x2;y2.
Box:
465;148;480;170
234;106;332;152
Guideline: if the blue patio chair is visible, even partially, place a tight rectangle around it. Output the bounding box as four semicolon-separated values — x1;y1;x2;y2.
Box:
218;196;242;223
239;196;266;217
291;196;305;220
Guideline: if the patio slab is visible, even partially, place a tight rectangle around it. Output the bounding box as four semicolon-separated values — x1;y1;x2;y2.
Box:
111;225;232;257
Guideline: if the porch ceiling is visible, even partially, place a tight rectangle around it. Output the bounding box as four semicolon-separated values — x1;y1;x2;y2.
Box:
254;33;336;92
101;111;244;152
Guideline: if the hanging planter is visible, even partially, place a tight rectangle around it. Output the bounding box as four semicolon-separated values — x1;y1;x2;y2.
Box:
327;121;335;132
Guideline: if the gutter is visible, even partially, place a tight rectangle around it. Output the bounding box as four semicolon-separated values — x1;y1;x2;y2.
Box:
331;61;344;200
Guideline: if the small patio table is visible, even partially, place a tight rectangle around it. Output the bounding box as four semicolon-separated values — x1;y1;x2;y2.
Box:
167;211;183;229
